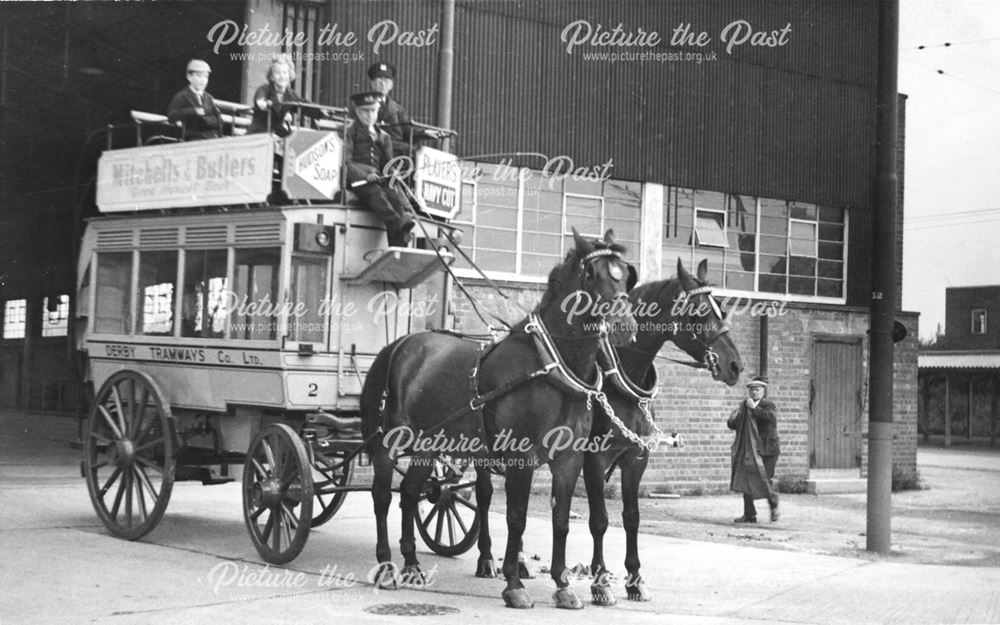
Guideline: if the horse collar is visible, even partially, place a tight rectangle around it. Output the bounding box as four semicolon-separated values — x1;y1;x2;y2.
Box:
598;335;658;402
525;313;603;395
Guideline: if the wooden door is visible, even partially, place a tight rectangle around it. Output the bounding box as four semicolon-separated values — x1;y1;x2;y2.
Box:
810;336;863;469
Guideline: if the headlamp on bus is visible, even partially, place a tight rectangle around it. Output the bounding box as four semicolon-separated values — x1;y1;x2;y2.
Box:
294;223;336;253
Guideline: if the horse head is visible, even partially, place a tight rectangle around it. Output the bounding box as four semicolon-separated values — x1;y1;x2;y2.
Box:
670;258;743;385
538;228;637;347
628;259;743;386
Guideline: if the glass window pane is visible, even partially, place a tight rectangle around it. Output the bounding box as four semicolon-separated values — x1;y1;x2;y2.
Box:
41;295;70;338
95;252;133;334
818;260;844;279
565;195;603;237
182;250;228;338
137;251;178;336
789;276;815;296
788;256;816;277
230;248;280;340
289;256;328;343
759;214;786;238
818;241;844;261
725;271;755;291
695;189;727;211
759;273;786;294
789;202;817;220
818;222;844;242
817;279;844;298
759;235;786;255
759;198;788;219
476;249;516;273
789;221;817;257
664;187;694;245
695;210;728;247
819;205;845;223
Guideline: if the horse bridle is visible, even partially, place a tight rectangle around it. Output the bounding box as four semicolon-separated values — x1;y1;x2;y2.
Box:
678;285;731;378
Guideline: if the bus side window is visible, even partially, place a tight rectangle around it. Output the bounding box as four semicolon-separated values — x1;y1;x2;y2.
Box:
137;251;178;336
230;248;280;341
182;250;228;338
95;252;133;334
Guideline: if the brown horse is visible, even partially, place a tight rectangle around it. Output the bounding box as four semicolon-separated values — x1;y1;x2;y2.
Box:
360;230;638;609
585;258;743;605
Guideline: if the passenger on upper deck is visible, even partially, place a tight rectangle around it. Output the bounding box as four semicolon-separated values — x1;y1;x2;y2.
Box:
367;63;443;159
344;91;414;247
167;60;222;140
249;54;313;137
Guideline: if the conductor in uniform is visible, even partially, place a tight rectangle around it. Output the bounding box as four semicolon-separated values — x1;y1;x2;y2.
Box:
367;62;442;158
344;92;415;247
167;59;222;140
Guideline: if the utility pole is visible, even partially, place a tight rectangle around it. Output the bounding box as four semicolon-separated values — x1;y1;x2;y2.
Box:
867;0;899;554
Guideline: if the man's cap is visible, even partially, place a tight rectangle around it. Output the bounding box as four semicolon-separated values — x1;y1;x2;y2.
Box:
187;59;211;74
367;62;396;80
746;376;768;388
350;91;383;107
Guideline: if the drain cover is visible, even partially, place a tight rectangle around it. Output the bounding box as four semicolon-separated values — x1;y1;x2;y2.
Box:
365;603;459;616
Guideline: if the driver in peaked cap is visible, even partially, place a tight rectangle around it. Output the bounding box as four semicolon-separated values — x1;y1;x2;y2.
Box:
167;59;223;140
343;91;415;247
367;62;443;158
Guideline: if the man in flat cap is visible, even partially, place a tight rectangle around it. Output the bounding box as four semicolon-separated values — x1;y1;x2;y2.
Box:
167;59;223;140
727;376;781;523
367;62;443;159
344;91;414;247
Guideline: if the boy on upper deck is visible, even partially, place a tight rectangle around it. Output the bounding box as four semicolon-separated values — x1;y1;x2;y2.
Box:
167;59;222;140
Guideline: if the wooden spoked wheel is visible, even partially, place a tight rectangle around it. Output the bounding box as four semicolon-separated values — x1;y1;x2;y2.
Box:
309;448;353;528
242;424;313;564
84;370;175;540
415;456;481;556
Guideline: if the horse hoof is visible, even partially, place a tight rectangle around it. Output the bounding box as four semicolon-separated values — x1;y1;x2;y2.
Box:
552;587;584;609
476;558;498;578
399;564;425;586
370;562;399;590
502;587;535;609
591;583;617;606
517;559;537;579
625;577;651;602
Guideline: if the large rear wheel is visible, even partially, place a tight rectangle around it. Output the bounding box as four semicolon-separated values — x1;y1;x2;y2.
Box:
83;370;175;540
242;424;313;564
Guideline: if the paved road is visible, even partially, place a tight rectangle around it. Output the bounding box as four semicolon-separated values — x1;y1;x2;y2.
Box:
2;410;1000;624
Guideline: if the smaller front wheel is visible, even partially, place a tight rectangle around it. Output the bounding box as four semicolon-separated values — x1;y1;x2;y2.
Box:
415;456;480;556
243;424;313;564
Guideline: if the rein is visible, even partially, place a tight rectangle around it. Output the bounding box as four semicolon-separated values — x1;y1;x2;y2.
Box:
378;250;620;442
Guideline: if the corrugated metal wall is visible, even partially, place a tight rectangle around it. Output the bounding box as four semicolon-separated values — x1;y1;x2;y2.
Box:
312;0;881;303
317;0;877;210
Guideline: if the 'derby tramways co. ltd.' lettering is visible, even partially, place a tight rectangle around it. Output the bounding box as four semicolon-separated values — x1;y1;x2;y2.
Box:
101;343;266;367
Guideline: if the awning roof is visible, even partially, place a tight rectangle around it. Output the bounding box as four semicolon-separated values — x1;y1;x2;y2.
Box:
919;352;1000;370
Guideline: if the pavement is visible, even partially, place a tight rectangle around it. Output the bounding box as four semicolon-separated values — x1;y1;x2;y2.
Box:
2;410;1000;625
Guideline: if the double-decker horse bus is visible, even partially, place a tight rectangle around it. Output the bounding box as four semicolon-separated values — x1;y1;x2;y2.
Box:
75;103;474;564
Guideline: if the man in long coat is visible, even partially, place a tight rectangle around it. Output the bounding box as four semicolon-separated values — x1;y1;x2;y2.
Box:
727;376;781;523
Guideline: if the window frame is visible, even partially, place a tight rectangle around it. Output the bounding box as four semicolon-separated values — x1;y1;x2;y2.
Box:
663;189;848;305
971;308;988;335
2;298;27;340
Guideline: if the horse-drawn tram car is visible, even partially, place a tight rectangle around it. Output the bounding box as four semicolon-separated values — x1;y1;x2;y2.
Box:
76;106;472;564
